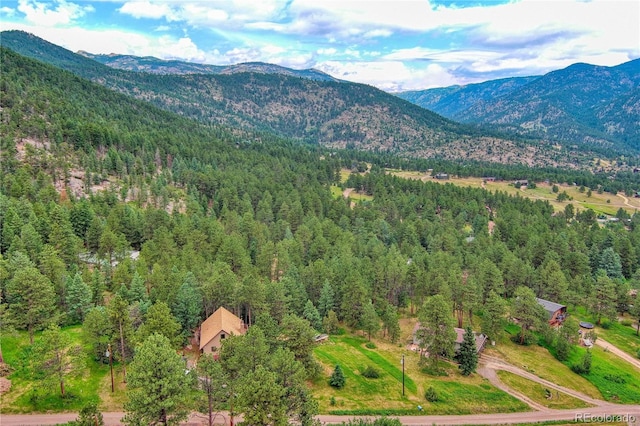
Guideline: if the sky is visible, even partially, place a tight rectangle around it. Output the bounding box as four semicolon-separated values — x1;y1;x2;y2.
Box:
1;0;638;92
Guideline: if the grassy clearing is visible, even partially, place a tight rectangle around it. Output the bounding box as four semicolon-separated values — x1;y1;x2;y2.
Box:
386;170;638;216
563;345;640;404
311;334;528;415
0;326;112;414
496;371;593;409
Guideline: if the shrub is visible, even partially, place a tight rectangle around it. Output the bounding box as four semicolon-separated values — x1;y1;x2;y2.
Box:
600;320;612;329
330;396;336;406
365;342;376;349
603;374;626;384
620;319;633;327
361;366;380;379
571;351;592;375
425;386;439;402
329;364;346;389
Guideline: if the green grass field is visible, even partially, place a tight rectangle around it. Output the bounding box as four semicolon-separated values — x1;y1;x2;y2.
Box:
0;326;112;413
311;335;529;415
563;345;640;404
496;371;593;409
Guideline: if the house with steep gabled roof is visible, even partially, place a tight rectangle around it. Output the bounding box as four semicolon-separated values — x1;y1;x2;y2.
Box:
199;307;246;354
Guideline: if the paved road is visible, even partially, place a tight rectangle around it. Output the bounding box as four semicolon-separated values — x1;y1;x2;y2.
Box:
3;406;640;426
595;337;640;371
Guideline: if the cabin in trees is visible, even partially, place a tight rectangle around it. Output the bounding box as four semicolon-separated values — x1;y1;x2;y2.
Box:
409;324;487;355
199;307;247;354
454;327;488;354
536;298;567;326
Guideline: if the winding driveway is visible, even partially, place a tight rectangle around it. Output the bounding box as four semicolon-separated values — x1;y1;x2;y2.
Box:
594;337;640;371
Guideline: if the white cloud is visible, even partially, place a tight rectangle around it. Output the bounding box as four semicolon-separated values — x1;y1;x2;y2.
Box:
17;0;93;27
118;1;176;21
1;6;16;16
317;60;460;92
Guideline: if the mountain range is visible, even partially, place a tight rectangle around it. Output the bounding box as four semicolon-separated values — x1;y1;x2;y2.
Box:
1;30;637;168
397;60;640;151
78;51;341;82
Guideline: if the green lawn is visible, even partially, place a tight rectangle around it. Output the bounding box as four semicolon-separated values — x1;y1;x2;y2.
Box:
1;326;111;413
563;345;640;404
312;335;528;415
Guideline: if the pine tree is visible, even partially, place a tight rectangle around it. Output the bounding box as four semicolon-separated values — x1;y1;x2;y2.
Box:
481;290;506;344
318;280;335;319
65;272;92;324
418;294;456;367
458;326;478;376
123;333;191;426
172;273;202;337
5;266;57;344
31;324;83;396
329;364;346;388
302;299;322;331
360;301;380;341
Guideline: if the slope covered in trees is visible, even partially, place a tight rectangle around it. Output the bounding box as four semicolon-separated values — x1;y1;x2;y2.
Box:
1;30;615;169
1;43;640;416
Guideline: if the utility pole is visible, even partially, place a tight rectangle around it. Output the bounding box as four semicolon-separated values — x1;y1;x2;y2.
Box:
106;343;114;392
401;354;405;396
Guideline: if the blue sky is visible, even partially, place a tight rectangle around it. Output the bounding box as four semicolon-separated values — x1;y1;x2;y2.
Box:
1;0;638;91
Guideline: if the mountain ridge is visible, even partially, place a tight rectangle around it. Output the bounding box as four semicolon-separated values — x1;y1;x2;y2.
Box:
397;59;640;151
77;50;341;82
0;30;626;168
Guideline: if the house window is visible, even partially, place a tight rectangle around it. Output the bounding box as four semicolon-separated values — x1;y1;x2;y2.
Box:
211;347;215;352
221;333;226;340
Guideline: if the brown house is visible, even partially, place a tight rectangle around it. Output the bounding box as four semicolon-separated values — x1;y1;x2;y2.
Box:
536;298;567;326
199;307;246;354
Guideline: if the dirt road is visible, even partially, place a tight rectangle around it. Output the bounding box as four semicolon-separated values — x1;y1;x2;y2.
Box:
594;337;640;371
478;354;610;408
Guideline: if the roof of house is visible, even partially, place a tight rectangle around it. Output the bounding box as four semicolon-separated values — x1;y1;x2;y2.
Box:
535;298;566;316
454;327;488;353
199;307;245;350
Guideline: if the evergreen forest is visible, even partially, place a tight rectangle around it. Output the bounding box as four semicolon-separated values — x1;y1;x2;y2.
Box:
1;43;640;425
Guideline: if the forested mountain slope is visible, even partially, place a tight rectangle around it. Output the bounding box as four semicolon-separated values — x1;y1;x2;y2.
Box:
399;60;640;151
78;51;340;82
397;76;538;118
0;30;606;168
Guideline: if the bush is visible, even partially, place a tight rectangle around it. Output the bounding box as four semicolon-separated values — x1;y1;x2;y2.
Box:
365;342;376;349
425;386;439;402
600;320;612;329
510;332;535;346
361;366;380;379
571;351;592;375
620;319;633;327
